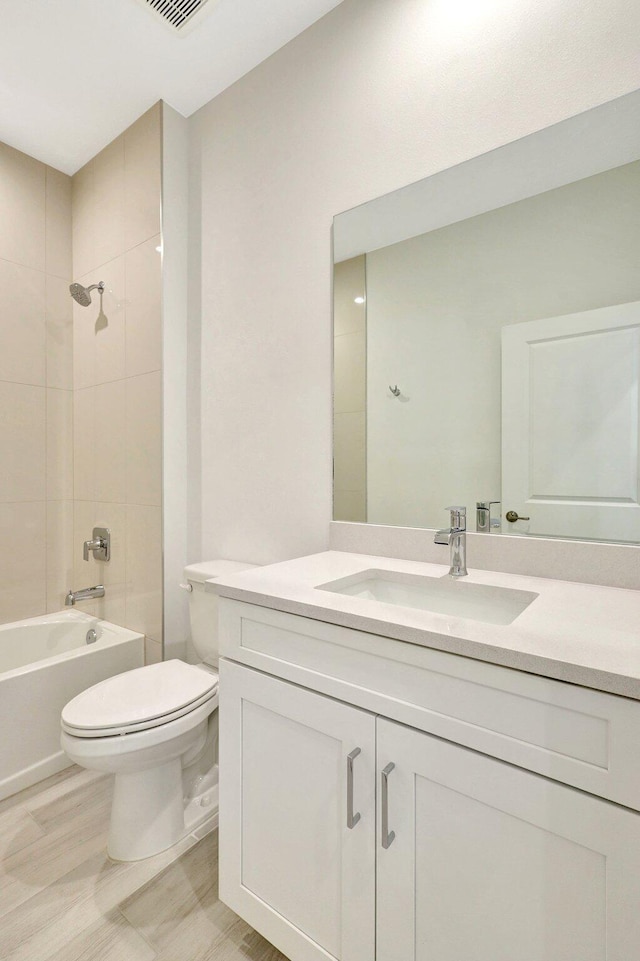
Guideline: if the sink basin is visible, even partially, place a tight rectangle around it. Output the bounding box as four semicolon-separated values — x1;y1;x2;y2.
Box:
317;569;538;626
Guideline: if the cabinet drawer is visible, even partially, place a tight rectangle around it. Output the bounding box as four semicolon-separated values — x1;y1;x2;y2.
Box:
219;598;640;811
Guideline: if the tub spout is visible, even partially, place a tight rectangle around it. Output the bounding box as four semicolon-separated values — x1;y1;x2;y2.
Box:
65;586;105;607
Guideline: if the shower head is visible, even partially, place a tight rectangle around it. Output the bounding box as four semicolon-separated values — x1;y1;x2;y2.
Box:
69;281;104;307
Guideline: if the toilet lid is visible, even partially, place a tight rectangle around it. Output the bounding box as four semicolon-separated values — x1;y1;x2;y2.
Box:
61;660;218;736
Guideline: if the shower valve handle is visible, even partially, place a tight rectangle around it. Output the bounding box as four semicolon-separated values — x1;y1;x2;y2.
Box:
83;527;111;562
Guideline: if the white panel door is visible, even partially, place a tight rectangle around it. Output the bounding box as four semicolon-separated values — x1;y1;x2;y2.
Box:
377;717;640;961
502;301;640;540
219;660;376;961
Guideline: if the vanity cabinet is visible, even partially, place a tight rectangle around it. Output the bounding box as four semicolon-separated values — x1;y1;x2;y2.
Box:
218;599;640;961
219;661;376;961
376;717;640;961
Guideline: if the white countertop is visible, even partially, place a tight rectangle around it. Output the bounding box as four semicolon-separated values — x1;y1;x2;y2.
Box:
207;551;640;699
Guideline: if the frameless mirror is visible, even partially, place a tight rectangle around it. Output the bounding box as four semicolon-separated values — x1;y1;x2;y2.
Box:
332;90;640;544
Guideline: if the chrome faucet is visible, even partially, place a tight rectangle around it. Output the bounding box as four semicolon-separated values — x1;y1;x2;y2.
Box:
434;506;468;577
476;500;501;533
65;585;105;607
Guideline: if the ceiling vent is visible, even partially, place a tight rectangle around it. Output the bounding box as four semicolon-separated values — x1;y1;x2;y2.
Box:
138;0;219;35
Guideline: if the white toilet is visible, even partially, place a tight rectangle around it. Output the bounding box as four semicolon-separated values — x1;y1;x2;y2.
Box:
60;559;256;862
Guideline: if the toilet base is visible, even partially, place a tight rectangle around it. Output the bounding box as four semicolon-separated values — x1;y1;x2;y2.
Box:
108;763;219;861
108;759;185;861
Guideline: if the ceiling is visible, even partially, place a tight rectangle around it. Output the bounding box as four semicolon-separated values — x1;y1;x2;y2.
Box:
0;0;344;174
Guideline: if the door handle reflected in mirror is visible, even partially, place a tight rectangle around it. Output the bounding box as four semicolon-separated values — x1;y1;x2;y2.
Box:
505;510;530;522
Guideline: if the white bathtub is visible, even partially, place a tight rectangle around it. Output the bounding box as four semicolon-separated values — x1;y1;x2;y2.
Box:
0;610;144;801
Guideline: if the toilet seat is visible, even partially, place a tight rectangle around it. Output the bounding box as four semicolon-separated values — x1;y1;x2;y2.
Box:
61;659;219;737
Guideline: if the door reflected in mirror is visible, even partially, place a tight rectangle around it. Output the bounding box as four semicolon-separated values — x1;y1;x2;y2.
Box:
332;91;640;544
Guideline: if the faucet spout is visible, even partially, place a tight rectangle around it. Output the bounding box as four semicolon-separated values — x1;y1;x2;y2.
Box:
434;506;468;577
65;585;105;607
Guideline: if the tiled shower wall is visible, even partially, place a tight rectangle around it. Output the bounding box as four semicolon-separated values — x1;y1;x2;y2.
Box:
0;142;73;622
333;255;366;523
71;104;163;663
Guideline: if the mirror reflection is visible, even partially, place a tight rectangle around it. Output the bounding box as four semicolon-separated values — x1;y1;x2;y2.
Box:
333;155;640;543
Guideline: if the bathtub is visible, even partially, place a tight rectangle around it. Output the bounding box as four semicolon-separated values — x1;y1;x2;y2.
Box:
0;610;144;801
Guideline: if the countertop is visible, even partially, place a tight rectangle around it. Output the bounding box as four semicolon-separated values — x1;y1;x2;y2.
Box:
207;551;640;699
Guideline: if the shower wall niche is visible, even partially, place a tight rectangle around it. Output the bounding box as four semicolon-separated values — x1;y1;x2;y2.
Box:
0;141;73;623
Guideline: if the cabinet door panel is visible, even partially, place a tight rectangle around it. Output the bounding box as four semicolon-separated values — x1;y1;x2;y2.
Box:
377;718;640;961
220;660;376;961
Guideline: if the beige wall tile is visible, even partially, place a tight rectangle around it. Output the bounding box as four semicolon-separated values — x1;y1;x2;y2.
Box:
74;380;127;504
144;637;163;664
73;387;95;502
66;108;162;639
333;411;366;492
0;502;46;621
79;581;127;626
46;388;73;500
94;379;127;503
46;501;74;612
0;142;45;271
334;256;366;336
72;292;95;391
71;161;95;279
334;330;366;414
0;382;45;502
333;489;366;523
93;135;125;270
124;104;161;251
45;275;73;389
45;167;72;280
125;234;162;377
73;255;126;389
126;371;162;506
126;505;162;641
0;259;46;386
72;500;95;584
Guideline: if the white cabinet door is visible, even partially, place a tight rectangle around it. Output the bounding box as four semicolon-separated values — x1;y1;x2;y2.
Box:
219;660;376;961
377;717;640;961
501;301;640;540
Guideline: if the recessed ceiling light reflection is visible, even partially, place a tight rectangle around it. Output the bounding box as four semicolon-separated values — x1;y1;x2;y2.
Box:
354;296;365;304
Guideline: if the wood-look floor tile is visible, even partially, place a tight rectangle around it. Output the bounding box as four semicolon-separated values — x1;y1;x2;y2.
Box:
0;791;111;920
118;833;234;958
44;909;156;961
26;772;111;834
0;806;46;861
2;834;198;961
120;834;288;961
1;767;288;961
194;918;290;961
0;767;79;817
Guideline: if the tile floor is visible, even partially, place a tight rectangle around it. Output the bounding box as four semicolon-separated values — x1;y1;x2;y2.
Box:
0;766;289;961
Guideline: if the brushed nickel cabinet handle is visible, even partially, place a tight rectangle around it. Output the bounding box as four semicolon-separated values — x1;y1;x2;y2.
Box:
347;748;361;829
381;762;395;849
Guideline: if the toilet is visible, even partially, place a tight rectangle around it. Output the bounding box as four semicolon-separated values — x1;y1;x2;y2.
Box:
60;559;256;861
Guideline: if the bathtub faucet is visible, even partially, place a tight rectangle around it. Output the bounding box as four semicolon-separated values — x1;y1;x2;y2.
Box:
65;585;105;607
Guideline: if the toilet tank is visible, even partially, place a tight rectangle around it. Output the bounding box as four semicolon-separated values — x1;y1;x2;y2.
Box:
184;560;258;666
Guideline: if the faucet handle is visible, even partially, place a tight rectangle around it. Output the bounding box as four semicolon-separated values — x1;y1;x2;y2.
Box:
446;505;466;530
83;527;110;562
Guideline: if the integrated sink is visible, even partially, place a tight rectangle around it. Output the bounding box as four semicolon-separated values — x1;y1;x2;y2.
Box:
317;569;538;626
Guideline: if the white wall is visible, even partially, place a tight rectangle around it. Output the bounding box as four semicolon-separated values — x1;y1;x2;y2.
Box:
190;0;640;564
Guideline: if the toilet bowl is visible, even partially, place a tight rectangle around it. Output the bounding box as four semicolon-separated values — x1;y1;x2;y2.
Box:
60;559;256;861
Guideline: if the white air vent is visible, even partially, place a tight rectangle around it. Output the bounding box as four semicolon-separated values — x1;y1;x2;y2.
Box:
138;0;218;34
